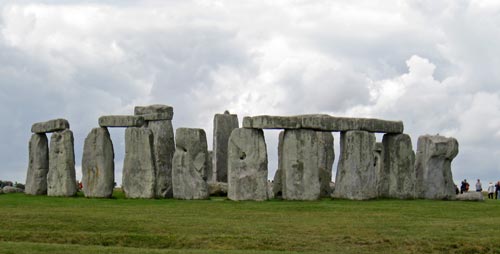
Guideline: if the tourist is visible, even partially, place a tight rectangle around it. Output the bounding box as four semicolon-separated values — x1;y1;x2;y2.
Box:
476;179;482;192
488;182;495;199
460;179;467;194
496;181;500;199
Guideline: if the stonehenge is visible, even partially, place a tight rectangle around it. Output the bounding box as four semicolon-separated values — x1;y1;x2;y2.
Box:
172;128;209;199
213;111;239;182
227;128;268;201
25;110;461;202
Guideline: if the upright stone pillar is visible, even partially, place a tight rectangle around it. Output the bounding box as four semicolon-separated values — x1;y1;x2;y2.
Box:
82;127;115;198
207;150;214;182
213;111;239;182
228;128;268;201
415;135;458;200
374;143;386;197
271;131;285;198
317;131;334;198
135;105;175;198
47;130;77;197
382;133;416;199
282;129;333;200
333;130;377;200
122;127;156;199
172;128;209;199
25;133;49;195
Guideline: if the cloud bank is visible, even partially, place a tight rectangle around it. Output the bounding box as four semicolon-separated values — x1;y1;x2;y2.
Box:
1;0;499;184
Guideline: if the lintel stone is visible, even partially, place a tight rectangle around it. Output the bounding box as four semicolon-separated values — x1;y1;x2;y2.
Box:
243;114;403;133
99;115;144;127
31;119;70;133
134;105;173;121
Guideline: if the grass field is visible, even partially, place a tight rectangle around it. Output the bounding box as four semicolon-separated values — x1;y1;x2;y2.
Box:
0;191;499;254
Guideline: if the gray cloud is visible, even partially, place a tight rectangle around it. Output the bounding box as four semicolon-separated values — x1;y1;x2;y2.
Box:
1;1;499;185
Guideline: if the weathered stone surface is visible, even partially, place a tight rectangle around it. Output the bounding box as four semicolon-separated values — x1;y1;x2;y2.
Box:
456;192;484;201
415;135;458;200
243;115;403;133
282;129;334;200
317;131;335;198
31;119;69;133
47;130;77;197
3;186;23;193
134;104;174;121
381;134;416;199
272;131;285;198
228;128;268;201
25;133;49;195
98;115;144;127
172;128;209;199
82;127;115;198
214;111;239;182
374;142;385;197
122;128;156;199
146;120;175;198
207;151;214;182
333;131;377;200
208;182;228;196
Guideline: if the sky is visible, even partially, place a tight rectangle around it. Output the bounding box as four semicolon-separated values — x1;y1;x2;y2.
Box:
1;0;500;186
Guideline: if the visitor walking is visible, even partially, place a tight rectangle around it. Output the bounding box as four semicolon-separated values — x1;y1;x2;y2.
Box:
476;179;482;192
496;181;500;199
460;179;468;194
488;182;495;199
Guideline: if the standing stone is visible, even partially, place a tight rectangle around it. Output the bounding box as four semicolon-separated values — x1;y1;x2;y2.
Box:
25;133;49;195
172;128;209;199
146;120;175;198
333;131;377;200
415;135;458;200
135;105;175;198
317;131;335;198
374;142;386;197
272;131;285;198
282;129;329;200
228;128;268;201
122;128;156;199
82;127;115;198
207;151;214;182
213;111;239;182
382;134;416;199
47;130;77;197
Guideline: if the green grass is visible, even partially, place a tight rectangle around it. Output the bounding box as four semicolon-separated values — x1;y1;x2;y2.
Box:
0;191;499;254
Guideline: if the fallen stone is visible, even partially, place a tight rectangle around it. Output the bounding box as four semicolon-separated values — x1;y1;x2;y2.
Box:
31;119;70;133
3;186;23;193
98;115;144;127
82;127;115;198
228;128;268;201
243;115;403;133
456;192;484;201
134;104;174;121
333;130;377;200
208;182;228;196
213;111;239;182
415;135;458;200
382;134;416;199
122;127;156;198
272;131;285;198
282;129;334;200
25;133;49;195
172;128;209;199
47;130;77;197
